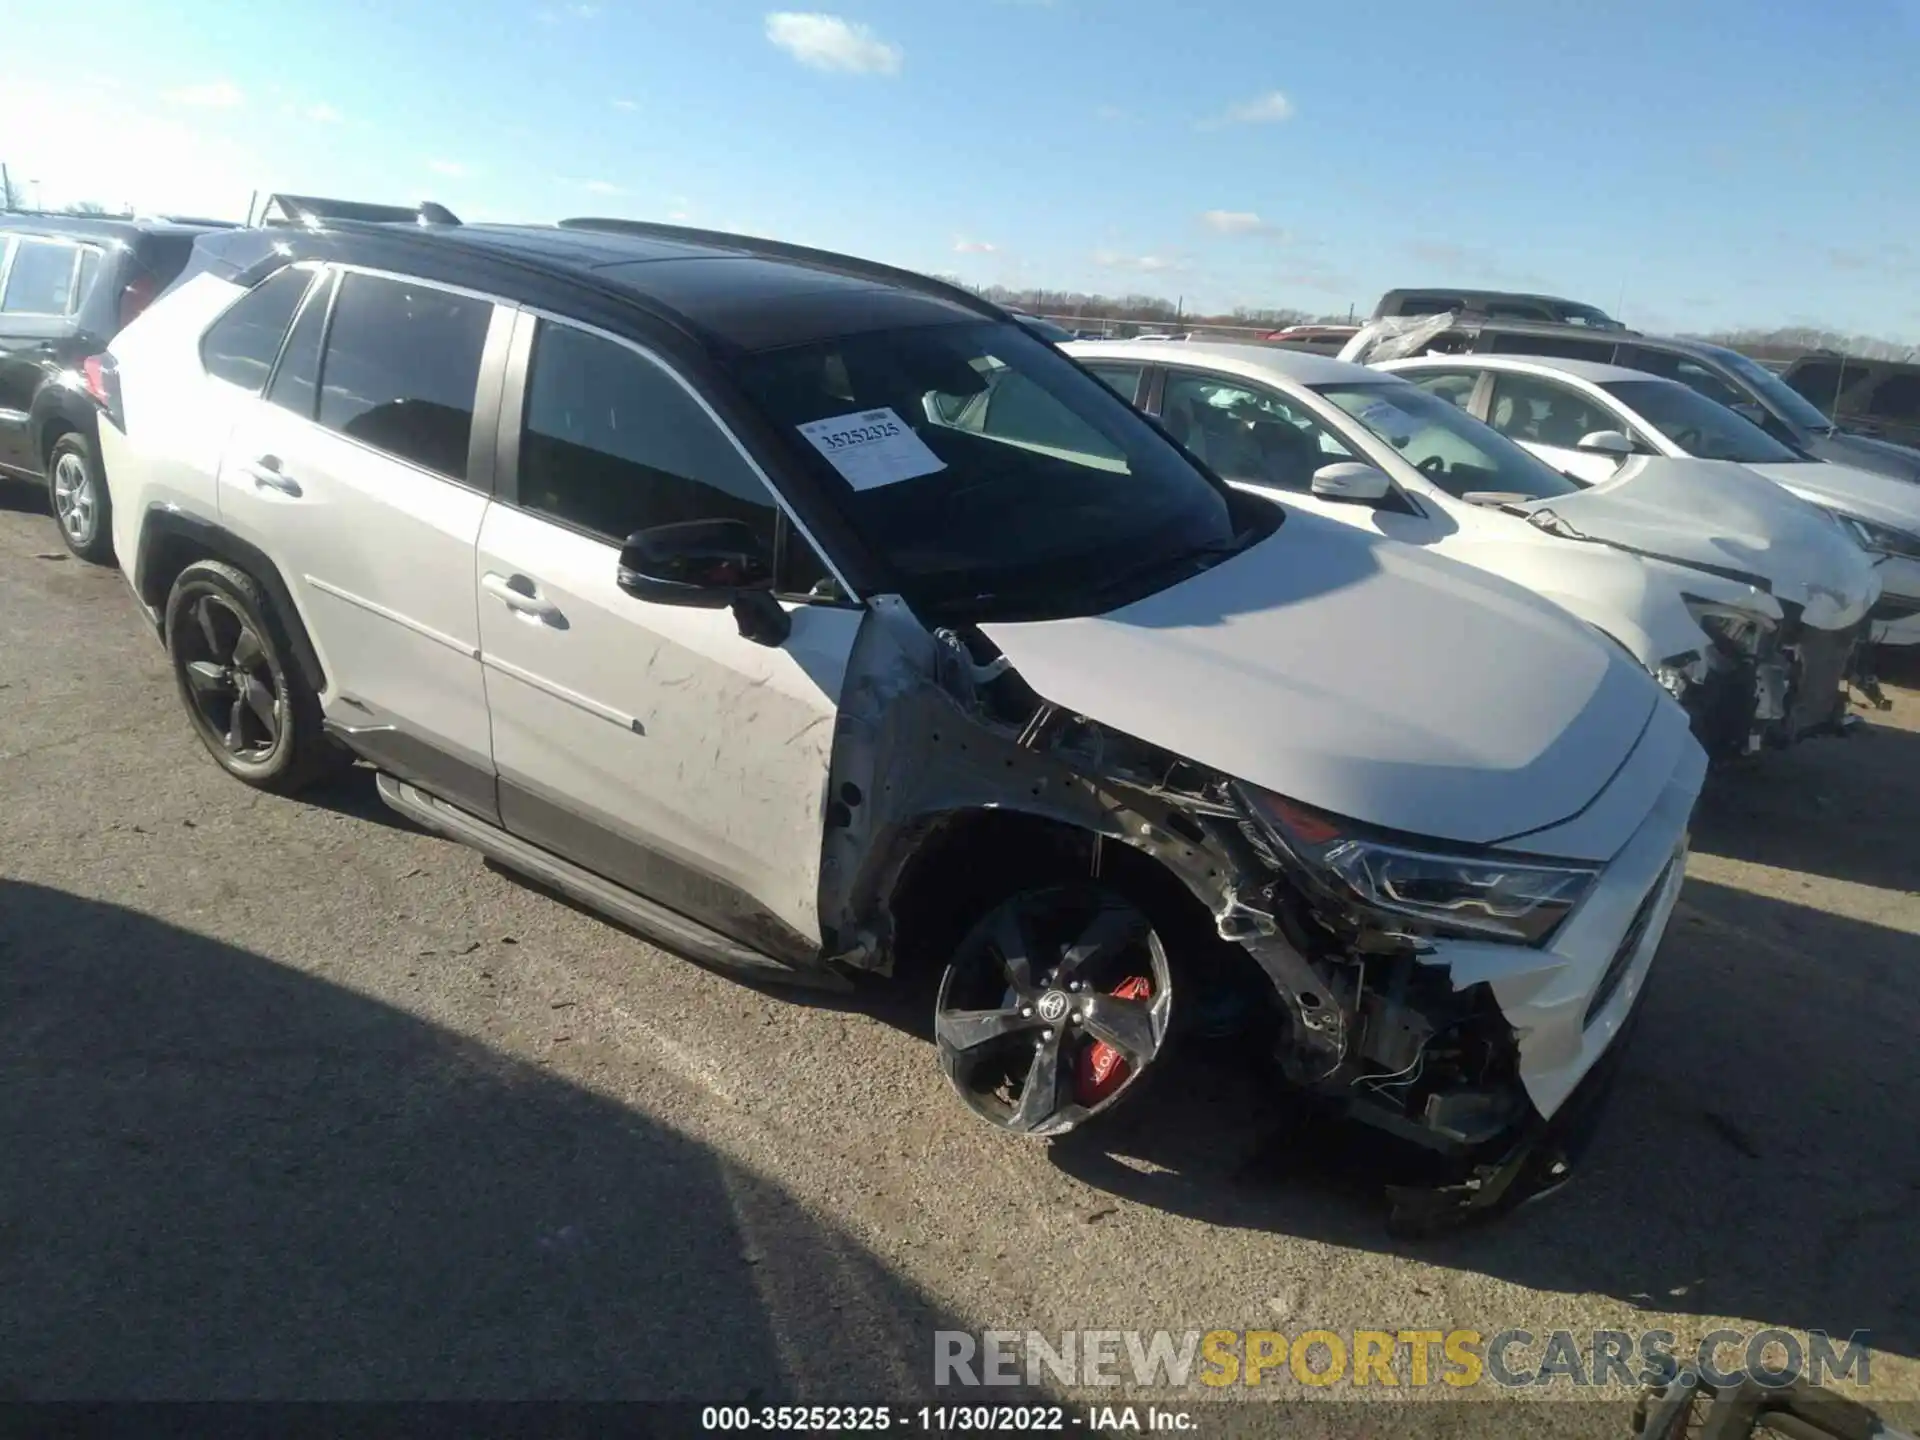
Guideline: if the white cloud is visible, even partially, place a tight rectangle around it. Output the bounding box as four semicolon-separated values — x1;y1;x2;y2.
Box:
306;102;344;124
162;80;244;108
765;12;903;75
428;159;473;178
1201;209;1283;237
668;210;693;222
611;98;639;110
576;179;624;195
953;237;997;253
1199;89;1293;129
1093;249;1186;274
1094;104;1127;122
535;1;600;18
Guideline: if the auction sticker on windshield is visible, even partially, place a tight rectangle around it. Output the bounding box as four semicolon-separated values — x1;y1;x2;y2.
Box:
799;408;948;491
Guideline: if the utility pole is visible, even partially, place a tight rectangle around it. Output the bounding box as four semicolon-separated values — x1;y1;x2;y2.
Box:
0;164;13;210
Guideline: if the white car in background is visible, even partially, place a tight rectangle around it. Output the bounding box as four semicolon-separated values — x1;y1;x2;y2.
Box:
1374;353;1920;651
1062;340;1879;760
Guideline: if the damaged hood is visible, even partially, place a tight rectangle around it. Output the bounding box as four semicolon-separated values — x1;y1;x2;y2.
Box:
980;510;1664;853
1738;459;1920;538
1517;457;1881;629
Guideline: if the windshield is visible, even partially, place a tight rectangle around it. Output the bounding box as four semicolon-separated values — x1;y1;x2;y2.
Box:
1697;343;1836;434
1314;381;1584;500
731;320;1255;618
1603;378;1801;464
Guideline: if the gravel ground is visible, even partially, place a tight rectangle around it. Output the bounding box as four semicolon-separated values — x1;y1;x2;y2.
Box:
2;482;1916;1434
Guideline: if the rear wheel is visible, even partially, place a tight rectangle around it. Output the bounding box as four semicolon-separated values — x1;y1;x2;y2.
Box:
47;432;114;564
164;560;346;794
935;882;1173;1137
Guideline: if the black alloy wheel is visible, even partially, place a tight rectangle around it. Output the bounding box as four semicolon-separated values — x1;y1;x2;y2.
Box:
935;883;1173;1137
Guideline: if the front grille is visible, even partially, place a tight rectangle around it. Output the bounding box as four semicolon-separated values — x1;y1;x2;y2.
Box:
1584;860;1672;1029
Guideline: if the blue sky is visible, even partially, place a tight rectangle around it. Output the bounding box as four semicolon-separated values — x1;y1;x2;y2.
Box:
3;0;1917;337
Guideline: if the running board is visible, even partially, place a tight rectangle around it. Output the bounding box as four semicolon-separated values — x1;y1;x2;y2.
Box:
374;774;844;990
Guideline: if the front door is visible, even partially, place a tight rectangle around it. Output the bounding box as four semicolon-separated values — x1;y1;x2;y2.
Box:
215;266;506;818
476;313;860;959
1481;370;1627;485
0;235;87;474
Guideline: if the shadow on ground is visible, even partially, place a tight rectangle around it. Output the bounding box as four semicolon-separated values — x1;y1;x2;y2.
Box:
1690;714;1920;894
1048;876;1920;1364
0;476;49;517
0;879;956;1400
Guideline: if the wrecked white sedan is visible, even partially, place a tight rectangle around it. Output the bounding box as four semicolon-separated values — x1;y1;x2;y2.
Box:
99;221;1704;1230
1065;341;1880;760
1373;352;1920;657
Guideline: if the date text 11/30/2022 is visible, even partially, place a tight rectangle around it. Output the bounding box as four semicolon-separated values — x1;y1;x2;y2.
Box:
699;1404;1197;1432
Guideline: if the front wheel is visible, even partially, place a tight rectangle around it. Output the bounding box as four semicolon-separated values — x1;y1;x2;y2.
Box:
47;431;114;563
934;882;1173;1137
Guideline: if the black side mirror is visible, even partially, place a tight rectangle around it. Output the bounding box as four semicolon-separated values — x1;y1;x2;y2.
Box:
616;519;791;646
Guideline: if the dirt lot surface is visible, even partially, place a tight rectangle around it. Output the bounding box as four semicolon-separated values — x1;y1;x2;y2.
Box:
3;483;1916;1434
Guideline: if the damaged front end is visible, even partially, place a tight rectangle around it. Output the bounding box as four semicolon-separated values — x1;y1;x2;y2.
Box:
818;596;1677;1231
1660;599;1870;760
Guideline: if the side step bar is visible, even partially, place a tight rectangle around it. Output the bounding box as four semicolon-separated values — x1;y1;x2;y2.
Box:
374;773;846;991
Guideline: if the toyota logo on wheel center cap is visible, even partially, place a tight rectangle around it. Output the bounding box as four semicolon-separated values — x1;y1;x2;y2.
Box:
1036;990;1070;1024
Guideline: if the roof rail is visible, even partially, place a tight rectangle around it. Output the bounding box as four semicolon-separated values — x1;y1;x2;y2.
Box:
259;193;461;228
556;216;1004;321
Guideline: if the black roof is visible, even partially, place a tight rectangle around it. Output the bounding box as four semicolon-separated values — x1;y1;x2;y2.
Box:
0;211;229;244
199;213;1007;356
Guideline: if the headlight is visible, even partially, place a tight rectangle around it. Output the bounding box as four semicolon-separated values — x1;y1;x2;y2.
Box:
1242;790;1597;945
1826;510;1920;560
1683;596;1775;659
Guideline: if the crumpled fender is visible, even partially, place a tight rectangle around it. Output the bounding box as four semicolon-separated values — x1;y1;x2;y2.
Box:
1435;534;1778;668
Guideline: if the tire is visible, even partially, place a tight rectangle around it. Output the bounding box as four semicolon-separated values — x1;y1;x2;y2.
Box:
164;560;347;794
934;876;1176;1138
47;431;114;564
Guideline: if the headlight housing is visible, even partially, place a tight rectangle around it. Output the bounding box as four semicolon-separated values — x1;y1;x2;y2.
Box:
1242;789;1597;945
1826;510;1920;560
1683;596;1776;660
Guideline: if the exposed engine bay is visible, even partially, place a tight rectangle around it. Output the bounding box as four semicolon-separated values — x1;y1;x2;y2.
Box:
815;597;1621;1230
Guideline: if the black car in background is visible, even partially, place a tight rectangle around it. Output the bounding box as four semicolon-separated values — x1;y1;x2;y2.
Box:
1371;287;1625;329
1782;353;1920;454
0;213;226;560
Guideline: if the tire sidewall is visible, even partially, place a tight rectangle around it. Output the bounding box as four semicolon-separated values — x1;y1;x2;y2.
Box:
47;433;113;564
165;565;299;784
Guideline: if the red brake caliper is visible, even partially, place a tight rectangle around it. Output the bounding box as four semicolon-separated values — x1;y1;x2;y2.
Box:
1074;974;1153;1106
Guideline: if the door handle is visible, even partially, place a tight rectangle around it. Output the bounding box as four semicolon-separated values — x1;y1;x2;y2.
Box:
241;456;302;497
482;571;565;624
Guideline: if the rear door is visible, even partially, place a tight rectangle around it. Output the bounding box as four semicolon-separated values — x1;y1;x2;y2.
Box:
475;312;861;958
0;234;91;473
215;265;508;818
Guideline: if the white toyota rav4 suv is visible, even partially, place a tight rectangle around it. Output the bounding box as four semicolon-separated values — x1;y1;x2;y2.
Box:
93;210;1703;1228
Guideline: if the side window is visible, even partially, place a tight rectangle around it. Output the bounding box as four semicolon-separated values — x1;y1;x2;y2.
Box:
1486;373;1616;448
1160;372;1352;490
1863;373;1920;423
200;267;314;392
1082;363;1144;404
1487;332;1618;362
1616;346;1744;409
1404;370;1480;410
73;248;104;310
317;272;492;481
266;271;332;419
1;238;81;314
518;320;781;558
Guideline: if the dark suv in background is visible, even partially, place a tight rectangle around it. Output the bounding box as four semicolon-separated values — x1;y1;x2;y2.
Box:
0;213;228;560
1782;354;1920;454
1381;315;1920;483
1371;287;1625;330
